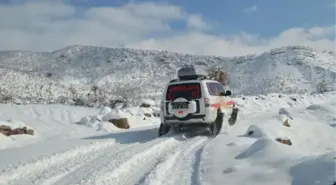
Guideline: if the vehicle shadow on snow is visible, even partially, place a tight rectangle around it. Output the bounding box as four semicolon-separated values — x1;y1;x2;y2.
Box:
82;127;187;144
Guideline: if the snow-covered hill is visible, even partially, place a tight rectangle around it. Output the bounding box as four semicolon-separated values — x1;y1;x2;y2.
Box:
0;92;335;185
0;45;335;106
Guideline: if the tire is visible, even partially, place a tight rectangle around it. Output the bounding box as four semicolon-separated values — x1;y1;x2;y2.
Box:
158;123;171;137
228;108;239;126
210;111;223;137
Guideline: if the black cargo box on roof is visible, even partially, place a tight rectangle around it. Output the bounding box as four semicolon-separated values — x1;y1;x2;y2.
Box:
177;65;207;80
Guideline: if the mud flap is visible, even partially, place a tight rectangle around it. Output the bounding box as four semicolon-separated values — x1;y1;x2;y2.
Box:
228;107;239;126
210;112;223;137
158;123;171;137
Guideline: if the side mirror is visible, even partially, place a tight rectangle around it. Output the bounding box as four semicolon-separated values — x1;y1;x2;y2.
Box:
225;90;232;96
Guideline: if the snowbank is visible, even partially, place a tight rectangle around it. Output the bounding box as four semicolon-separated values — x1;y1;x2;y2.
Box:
76;104;160;132
241;103;336;155
0;133;15;150
233;92;335;114
0;104;101;150
0;101;162;150
208;95;336;185
0;119;38;149
289;151;336;185
235;138;302;164
140;99;156;107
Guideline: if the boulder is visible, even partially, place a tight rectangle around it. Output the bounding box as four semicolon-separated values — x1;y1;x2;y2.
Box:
283;119;291;127
140;103;151;108
275;137;292;146
0;125;34;136
140;99;155;108
0;125;11;136
152;107;161;117
144;113;152;117
109;118;130;129
27;129;34;135
11;127;25;135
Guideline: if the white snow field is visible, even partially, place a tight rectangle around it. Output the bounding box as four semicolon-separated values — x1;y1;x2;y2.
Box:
0;92;335;185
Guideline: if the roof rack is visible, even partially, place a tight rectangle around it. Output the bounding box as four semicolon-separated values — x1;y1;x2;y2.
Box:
169;74;208;83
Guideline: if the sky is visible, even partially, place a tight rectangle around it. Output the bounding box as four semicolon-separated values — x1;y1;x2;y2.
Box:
0;0;335;56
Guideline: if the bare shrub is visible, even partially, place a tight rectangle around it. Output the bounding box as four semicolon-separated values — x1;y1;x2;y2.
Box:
207;67;228;85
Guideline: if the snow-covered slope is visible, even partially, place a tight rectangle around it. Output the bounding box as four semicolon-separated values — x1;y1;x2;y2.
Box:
0;45;335;106
0;92;335;185
0;102;160;150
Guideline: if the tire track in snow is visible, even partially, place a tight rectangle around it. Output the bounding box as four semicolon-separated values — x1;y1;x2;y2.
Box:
23;142;139;185
39;142;139;185
190;140;208;185
0;140;117;185
30;105;41;118
49;137;179;185
138;136;210;185
29;105;60;134
78;136;196;185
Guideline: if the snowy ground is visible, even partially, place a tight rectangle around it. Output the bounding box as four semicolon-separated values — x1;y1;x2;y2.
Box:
0;92;335;185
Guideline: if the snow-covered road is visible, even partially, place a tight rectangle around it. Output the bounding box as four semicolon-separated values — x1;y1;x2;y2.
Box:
0;92;335;185
0;129;210;185
0;130;251;185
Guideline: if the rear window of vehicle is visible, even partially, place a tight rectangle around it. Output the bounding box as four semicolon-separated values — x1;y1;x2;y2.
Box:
166;83;201;101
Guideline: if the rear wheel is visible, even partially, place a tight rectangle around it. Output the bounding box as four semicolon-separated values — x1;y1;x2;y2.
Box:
210;111;223;137
158;123;171;137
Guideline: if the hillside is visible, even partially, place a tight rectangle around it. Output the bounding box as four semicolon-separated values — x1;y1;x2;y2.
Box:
0;45;335;106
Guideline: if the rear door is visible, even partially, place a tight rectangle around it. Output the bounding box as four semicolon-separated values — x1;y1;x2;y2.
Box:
165;82;203;115
166;82;201;101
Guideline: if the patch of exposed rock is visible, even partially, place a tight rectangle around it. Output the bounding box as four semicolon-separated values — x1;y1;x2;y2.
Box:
0;125;34;136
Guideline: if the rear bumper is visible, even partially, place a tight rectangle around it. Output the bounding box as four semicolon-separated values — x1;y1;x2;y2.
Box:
164;114;205;121
163;113;213;124
166;122;211;129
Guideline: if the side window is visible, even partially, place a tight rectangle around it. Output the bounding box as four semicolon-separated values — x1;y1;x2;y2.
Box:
207;82;225;96
206;82;215;95
206;82;220;96
216;83;225;95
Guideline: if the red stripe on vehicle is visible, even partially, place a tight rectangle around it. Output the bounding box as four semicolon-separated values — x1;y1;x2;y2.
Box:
225;100;234;105
211;103;221;108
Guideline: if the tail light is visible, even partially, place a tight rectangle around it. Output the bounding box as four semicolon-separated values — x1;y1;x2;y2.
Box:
204;98;210;107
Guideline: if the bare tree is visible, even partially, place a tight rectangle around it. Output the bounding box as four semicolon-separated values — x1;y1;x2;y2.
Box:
316;80;328;93
91;85;99;102
69;85;78;99
207;67;229;86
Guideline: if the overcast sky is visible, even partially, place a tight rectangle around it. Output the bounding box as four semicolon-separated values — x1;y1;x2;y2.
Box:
0;0;335;56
